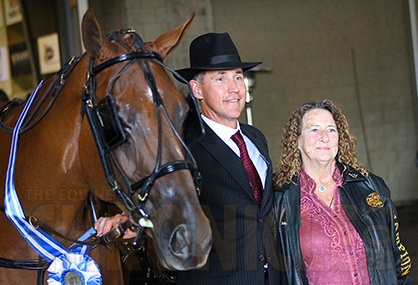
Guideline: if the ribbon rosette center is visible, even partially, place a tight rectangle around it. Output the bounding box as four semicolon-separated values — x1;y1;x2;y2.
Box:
47;253;102;285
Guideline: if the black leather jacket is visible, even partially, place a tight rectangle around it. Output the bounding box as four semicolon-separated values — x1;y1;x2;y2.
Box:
273;162;412;284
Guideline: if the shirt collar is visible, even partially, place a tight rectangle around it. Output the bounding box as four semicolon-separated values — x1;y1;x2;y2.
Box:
201;114;240;143
300;162;343;194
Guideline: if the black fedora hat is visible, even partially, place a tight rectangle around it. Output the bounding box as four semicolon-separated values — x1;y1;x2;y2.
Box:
175;32;261;82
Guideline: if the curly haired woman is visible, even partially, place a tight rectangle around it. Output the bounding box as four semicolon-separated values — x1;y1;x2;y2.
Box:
273;99;412;284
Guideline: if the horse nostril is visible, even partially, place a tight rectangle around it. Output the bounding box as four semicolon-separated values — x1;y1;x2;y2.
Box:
169;224;189;257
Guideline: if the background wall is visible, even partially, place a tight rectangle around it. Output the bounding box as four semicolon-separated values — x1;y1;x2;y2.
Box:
88;0;418;203
88;0;213;79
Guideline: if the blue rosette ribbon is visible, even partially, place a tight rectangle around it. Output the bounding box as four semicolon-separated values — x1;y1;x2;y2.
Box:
47;253;102;285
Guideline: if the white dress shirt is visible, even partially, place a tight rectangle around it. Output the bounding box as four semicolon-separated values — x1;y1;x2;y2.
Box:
201;115;268;188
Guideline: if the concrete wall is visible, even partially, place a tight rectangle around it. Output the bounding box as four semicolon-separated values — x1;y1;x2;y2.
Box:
88;0;418;203
211;0;418;203
88;0;213;91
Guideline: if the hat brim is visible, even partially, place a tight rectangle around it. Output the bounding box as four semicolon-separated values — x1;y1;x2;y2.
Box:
175;61;262;82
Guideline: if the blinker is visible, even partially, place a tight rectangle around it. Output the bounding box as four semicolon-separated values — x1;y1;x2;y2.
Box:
92;95;126;150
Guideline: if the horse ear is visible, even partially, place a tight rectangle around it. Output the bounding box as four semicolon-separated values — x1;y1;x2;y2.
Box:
81;9;115;59
146;12;195;59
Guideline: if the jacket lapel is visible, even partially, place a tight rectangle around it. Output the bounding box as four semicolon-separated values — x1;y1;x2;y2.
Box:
200;123;259;200
200;122;272;205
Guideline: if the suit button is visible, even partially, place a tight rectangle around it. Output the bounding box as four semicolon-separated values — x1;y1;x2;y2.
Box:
259;218;264;223
258;254;264;261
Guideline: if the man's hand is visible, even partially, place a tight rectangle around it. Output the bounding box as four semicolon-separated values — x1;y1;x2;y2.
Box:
94;214;137;239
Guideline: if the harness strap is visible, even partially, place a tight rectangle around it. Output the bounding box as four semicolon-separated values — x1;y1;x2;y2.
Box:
0;256;49;270
131;160;196;192
91;52;162;76
0;56;81;134
0;204;132;247
37;257;47;285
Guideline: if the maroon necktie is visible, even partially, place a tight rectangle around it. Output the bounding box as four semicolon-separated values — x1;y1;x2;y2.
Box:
231;131;263;206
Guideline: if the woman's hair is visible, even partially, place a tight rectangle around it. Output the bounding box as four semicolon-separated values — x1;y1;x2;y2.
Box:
273;99;368;187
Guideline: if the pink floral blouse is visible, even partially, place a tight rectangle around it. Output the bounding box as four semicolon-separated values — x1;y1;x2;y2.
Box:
299;167;371;285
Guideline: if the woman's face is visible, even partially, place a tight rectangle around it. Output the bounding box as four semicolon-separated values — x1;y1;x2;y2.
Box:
298;108;339;167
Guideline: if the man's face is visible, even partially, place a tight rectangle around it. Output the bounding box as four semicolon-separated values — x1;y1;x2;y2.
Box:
191;69;246;128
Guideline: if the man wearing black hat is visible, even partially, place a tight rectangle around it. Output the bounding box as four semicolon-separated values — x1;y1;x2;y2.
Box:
175;32;280;285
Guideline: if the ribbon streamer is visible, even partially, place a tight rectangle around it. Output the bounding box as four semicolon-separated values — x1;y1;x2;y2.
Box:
3;81;102;284
4;81;67;261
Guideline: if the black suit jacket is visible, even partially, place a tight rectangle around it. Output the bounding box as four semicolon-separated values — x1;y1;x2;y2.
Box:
177;121;281;284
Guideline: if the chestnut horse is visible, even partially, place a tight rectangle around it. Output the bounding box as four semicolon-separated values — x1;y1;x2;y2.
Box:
0;9;211;284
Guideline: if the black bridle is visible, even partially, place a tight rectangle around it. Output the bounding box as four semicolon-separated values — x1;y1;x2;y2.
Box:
82;29;204;241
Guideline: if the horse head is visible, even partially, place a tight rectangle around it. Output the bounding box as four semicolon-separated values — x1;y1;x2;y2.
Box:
78;9;211;271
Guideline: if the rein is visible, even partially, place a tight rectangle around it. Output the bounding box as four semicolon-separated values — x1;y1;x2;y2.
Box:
0;206;50;271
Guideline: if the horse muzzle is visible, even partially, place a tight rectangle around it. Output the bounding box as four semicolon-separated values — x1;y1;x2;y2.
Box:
157;217;212;271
